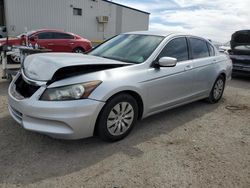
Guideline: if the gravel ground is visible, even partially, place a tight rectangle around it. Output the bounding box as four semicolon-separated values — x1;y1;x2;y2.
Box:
0;69;249;188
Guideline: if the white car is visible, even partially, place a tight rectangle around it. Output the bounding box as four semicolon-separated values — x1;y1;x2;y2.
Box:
0;26;7;38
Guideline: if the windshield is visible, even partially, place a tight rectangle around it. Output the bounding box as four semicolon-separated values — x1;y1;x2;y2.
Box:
17;31;36;38
89;34;164;64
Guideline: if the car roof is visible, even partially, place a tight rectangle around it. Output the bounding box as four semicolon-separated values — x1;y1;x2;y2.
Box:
126;30;213;44
124;30;185;37
33;29;74;35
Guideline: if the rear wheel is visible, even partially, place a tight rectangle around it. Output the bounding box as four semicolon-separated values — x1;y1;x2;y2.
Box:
73;47;85;54
96;94;138;142
207;75;225;103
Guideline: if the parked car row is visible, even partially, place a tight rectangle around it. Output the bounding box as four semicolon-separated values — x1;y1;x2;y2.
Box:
8;31;232;141
0;29;92;63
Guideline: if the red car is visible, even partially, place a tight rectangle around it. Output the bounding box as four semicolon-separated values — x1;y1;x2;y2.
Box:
0;29;92;63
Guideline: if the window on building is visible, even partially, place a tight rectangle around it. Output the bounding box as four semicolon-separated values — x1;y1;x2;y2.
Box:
158;37;189;62
189;38;210;59
73;8;82;16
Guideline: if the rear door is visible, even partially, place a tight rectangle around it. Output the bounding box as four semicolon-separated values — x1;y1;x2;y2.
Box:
50;32;75;52
188;37;217;95
36;32;53;49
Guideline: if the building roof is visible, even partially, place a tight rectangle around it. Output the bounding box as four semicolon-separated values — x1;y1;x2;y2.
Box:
102;0;150;15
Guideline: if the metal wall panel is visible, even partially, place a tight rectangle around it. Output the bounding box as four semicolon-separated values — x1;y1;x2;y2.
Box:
4;0;149;41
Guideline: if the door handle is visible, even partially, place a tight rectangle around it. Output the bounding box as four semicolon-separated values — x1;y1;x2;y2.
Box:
184;65;193;71
48;43;54;46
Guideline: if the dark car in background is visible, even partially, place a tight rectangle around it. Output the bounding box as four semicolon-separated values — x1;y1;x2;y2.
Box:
229;30;250;76
0;29;92;63
0;26;7;38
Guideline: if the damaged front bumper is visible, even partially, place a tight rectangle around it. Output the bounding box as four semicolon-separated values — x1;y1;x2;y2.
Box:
8;73;105;139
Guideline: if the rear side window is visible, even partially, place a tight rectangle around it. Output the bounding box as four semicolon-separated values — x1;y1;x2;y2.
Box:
207;43;215;56
189;38;209;59
38;32;53;39
53;32;74;39
158;37;189;62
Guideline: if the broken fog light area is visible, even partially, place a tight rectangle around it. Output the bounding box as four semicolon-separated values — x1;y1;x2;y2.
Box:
15;75;40;98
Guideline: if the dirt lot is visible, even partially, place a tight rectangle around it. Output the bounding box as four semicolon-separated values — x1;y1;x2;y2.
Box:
0;69;249;188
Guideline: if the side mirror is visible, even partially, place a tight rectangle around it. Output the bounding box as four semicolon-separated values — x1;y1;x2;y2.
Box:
158;57;177;67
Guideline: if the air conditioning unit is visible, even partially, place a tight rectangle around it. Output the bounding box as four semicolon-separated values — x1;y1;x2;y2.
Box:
97;16;109;23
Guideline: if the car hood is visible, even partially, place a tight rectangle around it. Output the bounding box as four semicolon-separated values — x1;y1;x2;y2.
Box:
23;53;132;82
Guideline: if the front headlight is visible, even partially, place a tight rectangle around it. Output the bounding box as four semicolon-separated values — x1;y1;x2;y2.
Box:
40;80;102;101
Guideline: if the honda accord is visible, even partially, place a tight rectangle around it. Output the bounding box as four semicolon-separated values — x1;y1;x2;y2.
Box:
8;31;232;141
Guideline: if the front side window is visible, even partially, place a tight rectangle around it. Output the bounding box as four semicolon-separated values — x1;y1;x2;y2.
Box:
158;37;189;62
189;38;209;59
38;32;53;39
89;34;164;64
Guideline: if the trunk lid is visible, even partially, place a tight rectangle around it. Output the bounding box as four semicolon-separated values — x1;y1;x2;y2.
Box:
230;30;250;55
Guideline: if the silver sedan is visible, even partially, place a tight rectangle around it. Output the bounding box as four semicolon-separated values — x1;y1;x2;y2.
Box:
8;31;232;141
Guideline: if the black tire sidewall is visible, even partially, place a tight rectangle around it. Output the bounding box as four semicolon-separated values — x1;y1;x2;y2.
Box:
97;94;138;142
73;47;85;53
208;76;225;103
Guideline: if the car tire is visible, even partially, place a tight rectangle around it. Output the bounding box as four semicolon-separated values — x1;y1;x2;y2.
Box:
96;93;138;142
207;75;225;104
73;47;85;54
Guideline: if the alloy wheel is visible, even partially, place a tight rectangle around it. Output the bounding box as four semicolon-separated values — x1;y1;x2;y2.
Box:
213;79;224;100
11;54;21;63
107;102;134;136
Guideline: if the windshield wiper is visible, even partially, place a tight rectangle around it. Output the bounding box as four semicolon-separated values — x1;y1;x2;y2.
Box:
100;56;137;64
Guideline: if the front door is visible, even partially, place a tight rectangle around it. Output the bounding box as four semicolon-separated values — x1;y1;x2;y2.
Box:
145;37;195;115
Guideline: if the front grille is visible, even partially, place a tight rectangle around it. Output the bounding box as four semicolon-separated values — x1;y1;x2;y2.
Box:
14;75;40;98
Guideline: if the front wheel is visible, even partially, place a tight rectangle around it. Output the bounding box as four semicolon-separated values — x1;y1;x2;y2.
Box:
207;75;225;103
96;94;138;142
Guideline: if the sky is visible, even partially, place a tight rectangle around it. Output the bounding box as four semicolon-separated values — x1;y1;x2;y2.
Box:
113;0;250;43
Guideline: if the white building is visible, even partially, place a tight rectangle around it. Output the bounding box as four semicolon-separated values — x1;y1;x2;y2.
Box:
0;0;150;42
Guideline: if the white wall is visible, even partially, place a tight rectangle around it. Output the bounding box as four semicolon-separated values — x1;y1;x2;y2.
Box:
4;0;149;41
121;7;149;33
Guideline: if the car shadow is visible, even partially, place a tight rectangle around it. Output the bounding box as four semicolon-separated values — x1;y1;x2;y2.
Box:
230;76;250;90
0;95;221;184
